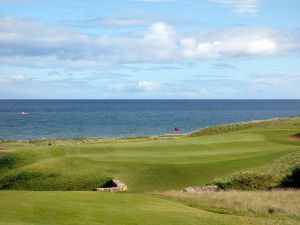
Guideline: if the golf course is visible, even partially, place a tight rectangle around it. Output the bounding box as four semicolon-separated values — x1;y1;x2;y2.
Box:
0;116;300;225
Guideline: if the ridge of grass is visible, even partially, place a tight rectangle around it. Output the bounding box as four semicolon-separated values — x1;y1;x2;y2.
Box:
188;117;285;137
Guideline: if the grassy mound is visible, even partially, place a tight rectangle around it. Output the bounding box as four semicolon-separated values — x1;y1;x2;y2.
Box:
212;152;300;190
0;156;111;190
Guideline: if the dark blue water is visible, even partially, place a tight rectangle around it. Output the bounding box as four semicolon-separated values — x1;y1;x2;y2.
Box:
0;100;300;140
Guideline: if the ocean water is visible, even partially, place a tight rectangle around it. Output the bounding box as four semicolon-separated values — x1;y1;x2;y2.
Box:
0;100;300;140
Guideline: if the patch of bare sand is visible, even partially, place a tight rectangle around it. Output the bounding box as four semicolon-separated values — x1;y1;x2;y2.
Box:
288;133;300;141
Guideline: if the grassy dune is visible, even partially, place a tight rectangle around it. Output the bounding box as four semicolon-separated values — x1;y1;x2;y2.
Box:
0;116;300;224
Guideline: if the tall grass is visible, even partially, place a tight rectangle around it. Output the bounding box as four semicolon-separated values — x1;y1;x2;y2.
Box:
160;190;300;219
188;118;282;137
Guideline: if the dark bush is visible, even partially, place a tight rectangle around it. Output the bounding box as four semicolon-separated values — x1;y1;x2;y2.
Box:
0;155;16;169
280;167;300;188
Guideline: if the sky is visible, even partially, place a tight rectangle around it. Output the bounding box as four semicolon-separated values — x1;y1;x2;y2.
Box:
0;0;300;99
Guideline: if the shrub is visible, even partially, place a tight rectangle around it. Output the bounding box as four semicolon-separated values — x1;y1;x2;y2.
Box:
214;172;274;190
280;167;300;188
0;171;44;189
0;154;16;169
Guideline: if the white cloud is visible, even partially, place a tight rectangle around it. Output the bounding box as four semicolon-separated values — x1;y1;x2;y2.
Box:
0;17;298;68
0;17;92;59
133;0;261;15
247;38;276;54
130;22;177;61
92;17;147;26
15;75;25;80
180;28;280;59
136;81;161;91
209;0;260;15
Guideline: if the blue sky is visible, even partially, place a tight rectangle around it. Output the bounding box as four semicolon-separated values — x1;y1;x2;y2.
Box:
0;0;300;99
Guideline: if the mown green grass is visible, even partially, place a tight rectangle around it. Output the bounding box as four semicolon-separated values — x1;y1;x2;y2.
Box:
0;116;300;225
0;191;298;225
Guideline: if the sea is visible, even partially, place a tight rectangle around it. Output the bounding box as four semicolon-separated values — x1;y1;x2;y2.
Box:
0;99;300;140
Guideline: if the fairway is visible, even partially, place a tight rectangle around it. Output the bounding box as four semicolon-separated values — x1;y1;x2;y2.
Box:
0;117;300;225
0;191;298;225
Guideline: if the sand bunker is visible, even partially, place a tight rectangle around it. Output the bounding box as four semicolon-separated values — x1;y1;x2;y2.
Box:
288;133;300;141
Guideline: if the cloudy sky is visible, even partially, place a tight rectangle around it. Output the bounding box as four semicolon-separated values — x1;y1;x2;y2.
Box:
0;0;299;99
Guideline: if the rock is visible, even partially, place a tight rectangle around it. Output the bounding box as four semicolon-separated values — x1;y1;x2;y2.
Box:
94;179;127;192
183;185;218;193
183;187;196;193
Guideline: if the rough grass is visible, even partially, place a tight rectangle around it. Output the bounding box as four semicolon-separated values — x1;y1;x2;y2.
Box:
0;151;7;159
159;190;300;219
188;118;283;137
